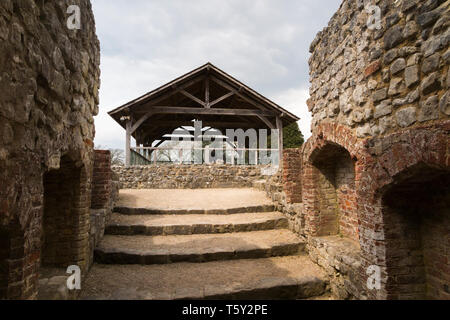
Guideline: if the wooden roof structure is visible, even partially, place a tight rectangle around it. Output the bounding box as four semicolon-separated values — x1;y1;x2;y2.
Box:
108;62;300;165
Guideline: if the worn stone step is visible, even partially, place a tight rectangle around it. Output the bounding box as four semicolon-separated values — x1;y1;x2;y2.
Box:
105;212;288;236
114;204;276;215
80;256;328;300
95;230;305;265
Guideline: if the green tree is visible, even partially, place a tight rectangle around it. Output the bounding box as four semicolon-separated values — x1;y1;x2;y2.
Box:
283;122;304;148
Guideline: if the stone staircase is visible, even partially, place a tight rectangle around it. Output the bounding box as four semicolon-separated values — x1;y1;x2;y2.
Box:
81;189;328;300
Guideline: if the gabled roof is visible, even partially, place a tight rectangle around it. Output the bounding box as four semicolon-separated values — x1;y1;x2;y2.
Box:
108;62;300;145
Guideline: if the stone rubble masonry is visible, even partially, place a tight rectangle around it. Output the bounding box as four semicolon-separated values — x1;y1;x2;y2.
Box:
112;164;271;189
0;0;100;299
308;0;449;139
255;149;305;239
304;0;450;300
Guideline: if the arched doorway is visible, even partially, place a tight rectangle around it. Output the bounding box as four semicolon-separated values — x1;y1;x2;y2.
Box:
381;164;449;299
0;221;26;299
42;156;90;270
309;143;359;241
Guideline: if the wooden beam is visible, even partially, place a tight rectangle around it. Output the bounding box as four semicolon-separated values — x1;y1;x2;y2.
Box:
137;106;274;117
256;115;275;129
210;77;271;112
110;76;205;115
131;111;154;133
205;77;210;108
180;89;206;107
125;120;131;166
276;116;283;168
209;91;236;107
140;121;256;129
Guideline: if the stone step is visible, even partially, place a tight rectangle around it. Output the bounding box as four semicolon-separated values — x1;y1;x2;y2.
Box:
105;212;288;236
95;230;305;265
114;204;276;215
252;179;267;191
80;256;328;300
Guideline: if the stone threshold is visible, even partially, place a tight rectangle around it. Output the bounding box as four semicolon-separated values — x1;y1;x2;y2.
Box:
105;212;288;236
114;204;276;215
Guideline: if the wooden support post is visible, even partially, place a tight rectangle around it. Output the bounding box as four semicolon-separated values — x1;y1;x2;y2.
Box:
276;116;283;169
153;149;157;164
125;120;131;167
205;77;210;108
204;145;210;164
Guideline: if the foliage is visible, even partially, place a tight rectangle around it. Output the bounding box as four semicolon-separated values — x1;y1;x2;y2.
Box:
283;122;304;148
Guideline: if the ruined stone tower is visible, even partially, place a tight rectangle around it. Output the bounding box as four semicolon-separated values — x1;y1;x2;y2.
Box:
0;0;100;299
304;0;449;299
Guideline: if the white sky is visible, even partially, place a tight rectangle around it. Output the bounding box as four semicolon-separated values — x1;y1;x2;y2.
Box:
91;0;342;149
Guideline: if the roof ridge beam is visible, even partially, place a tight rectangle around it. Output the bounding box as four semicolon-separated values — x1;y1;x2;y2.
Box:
144;106;275;117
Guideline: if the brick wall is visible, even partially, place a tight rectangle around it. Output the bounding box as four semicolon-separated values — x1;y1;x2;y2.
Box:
91;150;112;209
42;157;90;269
89;150;119;268
303;135;359;242
282;149;302;203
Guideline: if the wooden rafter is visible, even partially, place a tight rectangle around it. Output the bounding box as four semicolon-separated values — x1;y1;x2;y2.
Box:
135;106;275;117
205;76;210;108
256;115;275;129
180;89;206;107
210;76;270;112
209;91;236;107
131;111;154;133
140;120;255;128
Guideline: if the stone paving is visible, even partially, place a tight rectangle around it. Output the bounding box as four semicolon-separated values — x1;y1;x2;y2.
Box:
117;188;273;210
106;211;288;235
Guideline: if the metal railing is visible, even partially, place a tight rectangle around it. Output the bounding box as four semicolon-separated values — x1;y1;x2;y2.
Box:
130;146;279;166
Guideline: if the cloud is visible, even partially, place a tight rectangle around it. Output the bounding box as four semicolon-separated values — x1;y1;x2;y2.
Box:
91;0;341;149
272;87;312;139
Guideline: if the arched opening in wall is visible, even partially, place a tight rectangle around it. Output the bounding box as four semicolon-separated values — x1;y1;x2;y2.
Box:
0;226;10;299
382;164;450;300
0;223;26;299
42;156;89;271
311;143;358;241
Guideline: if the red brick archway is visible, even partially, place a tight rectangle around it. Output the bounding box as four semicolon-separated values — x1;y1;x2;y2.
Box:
302;122;367;241
303;122;449;299
358;123;449;299
42;155;91;271
0;217;39;300
0;150;93;300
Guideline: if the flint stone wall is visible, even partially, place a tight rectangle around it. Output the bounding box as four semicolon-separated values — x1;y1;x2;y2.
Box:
113;165;273;189
0;0;100;299
308;0;449;136
303;0;450;300
255;149;305;237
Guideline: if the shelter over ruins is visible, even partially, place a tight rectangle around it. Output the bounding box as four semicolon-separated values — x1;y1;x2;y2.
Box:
108;63;300;166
